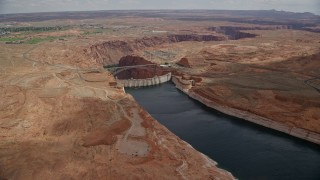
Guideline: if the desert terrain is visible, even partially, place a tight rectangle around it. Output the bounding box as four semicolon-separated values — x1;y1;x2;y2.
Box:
171;29;320;142
0;10;320;179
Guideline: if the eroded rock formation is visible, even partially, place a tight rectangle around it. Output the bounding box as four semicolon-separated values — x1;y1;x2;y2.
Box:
177;58;191;68
116;55;166;79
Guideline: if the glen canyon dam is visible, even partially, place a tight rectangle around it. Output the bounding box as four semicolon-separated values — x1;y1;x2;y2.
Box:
0;1;320;180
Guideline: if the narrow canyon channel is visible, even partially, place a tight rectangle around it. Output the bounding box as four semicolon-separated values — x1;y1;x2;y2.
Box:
126;82;320;180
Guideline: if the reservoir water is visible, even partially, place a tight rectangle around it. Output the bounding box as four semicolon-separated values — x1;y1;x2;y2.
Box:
126;82;320;180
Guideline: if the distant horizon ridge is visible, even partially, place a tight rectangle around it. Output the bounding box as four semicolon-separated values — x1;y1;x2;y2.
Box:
0;9;318;16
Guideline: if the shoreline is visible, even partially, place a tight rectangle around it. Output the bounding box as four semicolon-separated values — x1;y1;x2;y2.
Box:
172;76;320;145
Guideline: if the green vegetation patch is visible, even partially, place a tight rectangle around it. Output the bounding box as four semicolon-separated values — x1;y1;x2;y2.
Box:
25;36;57;44
0;26;65;33
1;35;73;44
24;35;73;44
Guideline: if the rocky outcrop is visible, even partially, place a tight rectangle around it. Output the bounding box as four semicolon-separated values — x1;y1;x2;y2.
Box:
118;55;155;67
177;54;208;67
172;76;194;91
116;55;166;79
177;57;191;67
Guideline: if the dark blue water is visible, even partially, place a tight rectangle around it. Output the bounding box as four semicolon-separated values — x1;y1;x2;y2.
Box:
126;83;320;180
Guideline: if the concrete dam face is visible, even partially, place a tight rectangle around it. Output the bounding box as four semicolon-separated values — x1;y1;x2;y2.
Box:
109;55;172;88
116;73;172;88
